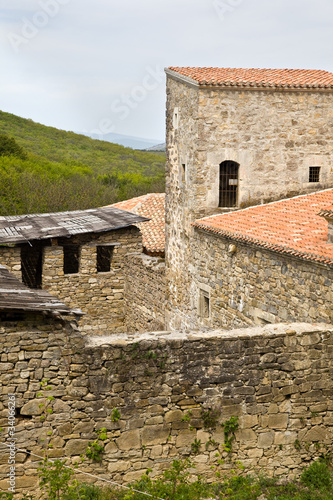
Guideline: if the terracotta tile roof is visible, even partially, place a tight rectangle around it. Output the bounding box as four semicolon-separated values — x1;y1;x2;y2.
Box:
112;193;165;255
193;190;333;266
167;67;333;89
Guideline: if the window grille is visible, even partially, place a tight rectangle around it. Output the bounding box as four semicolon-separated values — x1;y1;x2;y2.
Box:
21;244;43;289
97;246;113;273
63;245;80;274
309;166;320;183
219;160;239;207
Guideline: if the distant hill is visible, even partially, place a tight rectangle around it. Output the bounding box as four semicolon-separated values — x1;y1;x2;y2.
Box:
83;131;165;151
0;110;165;215
144;143;166;152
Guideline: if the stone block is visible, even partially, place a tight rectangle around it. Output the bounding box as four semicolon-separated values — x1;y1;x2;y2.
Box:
65;439;90;456
142;425;170;446
258;431;274;448
165;410;183;423
175;429;196;447
116;430;141;450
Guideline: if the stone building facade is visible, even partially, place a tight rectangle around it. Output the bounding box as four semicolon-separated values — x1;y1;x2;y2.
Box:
165;67;333;330
0;207;147;334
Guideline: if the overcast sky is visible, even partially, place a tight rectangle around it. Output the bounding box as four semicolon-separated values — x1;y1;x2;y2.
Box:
1;0;333;142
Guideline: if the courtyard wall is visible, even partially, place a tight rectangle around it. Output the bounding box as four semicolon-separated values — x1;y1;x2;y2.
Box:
0;320;332;495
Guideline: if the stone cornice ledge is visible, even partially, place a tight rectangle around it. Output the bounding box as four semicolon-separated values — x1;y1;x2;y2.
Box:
86;322;332;347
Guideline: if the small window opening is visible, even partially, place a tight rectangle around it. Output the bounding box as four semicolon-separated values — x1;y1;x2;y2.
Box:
173;107;179;129
181;164;186;183
97;246;113;273
21;244;43;289
309;166;320;183
219;160;239;207
199;289;210;319
63;245;80;274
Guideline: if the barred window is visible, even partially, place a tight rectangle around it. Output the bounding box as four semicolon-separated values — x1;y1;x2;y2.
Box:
309;166;320;183
97;246;113;273
63;245;80;274
219;160;239;207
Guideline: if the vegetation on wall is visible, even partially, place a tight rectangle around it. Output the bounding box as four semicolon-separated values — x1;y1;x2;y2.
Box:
0;110;165;215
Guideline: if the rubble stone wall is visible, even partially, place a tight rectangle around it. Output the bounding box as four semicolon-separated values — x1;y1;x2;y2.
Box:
1;320;333;496
124;253;165;332
172;227;333;331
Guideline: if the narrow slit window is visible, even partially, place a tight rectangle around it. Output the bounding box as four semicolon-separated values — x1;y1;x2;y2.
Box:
97;246;113;273
309;166;320;183
199;289;210;319
63;245;80;274
181;164;186;183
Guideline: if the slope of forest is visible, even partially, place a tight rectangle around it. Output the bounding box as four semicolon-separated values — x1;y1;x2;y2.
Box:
0;110;165;215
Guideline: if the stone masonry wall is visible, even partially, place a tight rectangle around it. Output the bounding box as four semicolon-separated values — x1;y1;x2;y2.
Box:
124;253;165;332
0;226;142;335
188;229;333;330
1;320;333;496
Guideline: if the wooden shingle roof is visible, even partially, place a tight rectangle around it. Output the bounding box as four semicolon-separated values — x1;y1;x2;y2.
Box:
0;265;76;315
0;207;148;244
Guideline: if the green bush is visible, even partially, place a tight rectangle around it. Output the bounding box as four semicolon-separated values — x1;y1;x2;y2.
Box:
300;460;332;491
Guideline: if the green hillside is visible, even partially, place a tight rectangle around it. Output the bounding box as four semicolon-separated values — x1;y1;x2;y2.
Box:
0;110;165;215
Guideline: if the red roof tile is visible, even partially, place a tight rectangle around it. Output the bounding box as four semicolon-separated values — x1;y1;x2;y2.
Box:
112;193;165;255
168;67;333;89
193;190;333;265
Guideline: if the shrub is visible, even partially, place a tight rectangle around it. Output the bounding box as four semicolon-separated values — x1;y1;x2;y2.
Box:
300;460;332;491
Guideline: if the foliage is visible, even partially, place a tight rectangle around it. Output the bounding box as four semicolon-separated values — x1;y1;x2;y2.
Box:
111;407;121;422
300;460;332;491
86;428;108;462
36;456;333;500
38;458;76;499
0;133;27;160
200;405;221;429
222;416;239;452
191;438;201;454
0;110;165;215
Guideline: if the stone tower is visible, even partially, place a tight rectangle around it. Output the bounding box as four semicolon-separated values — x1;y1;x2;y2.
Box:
165;66;333;330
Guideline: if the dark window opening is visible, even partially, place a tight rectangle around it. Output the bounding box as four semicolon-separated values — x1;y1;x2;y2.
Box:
21;244;43;289
219;160;239;207
181;164;186;183
97;246;113;273
63;245;80;274
309;166;320;183
199;290;210;319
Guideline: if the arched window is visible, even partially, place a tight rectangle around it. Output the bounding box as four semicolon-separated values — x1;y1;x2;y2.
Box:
219;160;239;207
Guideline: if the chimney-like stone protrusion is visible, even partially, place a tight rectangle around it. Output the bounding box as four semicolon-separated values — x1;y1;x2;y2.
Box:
319;206;333;243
